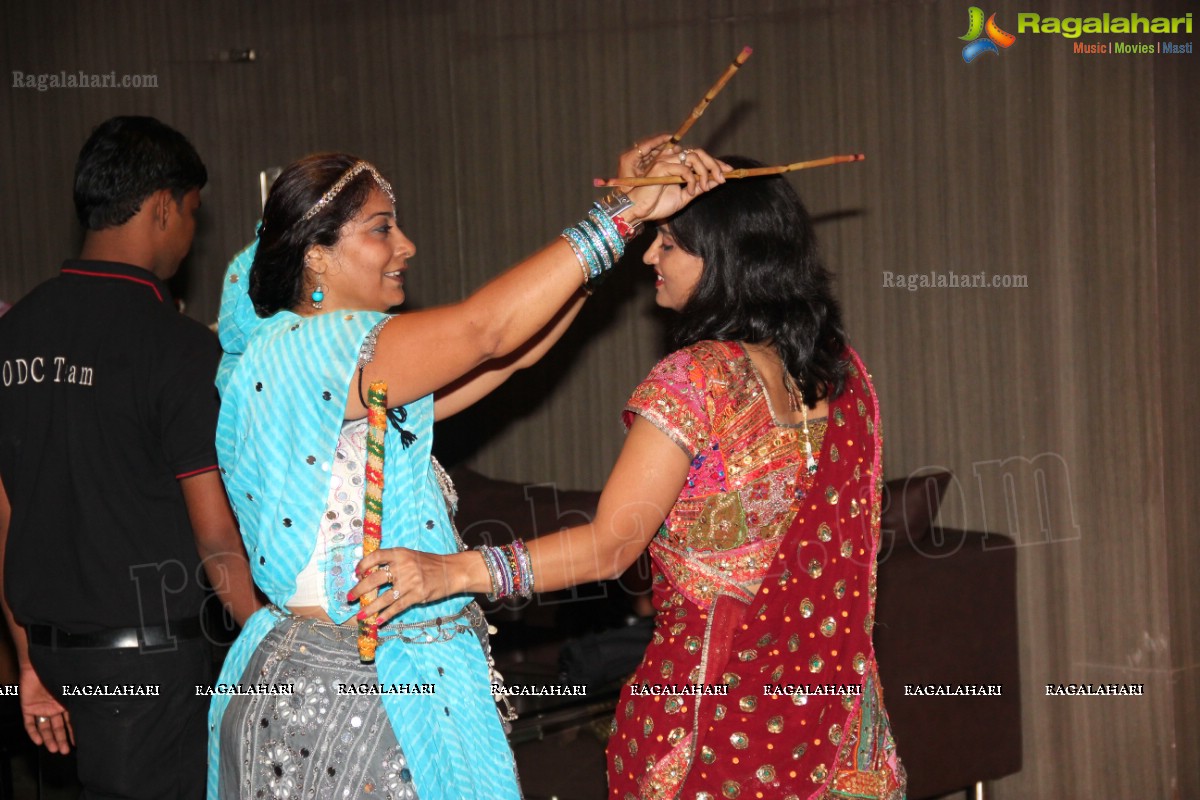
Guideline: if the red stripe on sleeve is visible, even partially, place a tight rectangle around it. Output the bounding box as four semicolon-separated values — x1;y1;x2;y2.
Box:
176;465;219;480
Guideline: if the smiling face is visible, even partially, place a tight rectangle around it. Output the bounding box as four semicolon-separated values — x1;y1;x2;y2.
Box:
305;188;414;313
643;224;705;312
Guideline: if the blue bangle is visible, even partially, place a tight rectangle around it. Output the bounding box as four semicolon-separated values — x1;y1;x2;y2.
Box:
588;206;625;255
571;222;611;275
562;226;603;280
475;546;503;601
578;219;616;272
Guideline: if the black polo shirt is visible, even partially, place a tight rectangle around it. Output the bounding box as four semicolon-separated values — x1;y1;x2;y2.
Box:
0;260;220;633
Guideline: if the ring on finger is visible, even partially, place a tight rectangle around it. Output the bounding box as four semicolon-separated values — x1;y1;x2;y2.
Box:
633;141;645;157
36;716;48;724
678;151;689;164
392;588;400;601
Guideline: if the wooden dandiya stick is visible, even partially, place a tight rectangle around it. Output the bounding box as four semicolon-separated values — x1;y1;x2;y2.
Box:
645;46;753;158
594;153;865;188
358;381;388;663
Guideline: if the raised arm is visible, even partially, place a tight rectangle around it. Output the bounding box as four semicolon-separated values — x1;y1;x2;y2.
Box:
349;140;727;416
357;237;596;412
349;415;691;617
433;290;587;421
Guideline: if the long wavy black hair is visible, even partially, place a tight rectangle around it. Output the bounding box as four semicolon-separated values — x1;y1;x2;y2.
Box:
666;156;849;406
249;153;381;317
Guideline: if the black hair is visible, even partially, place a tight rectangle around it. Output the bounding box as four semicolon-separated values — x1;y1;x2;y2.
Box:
249;153;378;317
72;116;207;230
667;156;849;406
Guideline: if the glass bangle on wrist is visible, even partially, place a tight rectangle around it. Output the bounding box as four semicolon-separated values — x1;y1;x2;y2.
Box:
561;234;594;291
474;541;535;601
560;190;643;292
562;226;605;279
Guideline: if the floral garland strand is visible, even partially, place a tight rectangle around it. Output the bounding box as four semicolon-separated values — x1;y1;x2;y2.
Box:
358;381;388;662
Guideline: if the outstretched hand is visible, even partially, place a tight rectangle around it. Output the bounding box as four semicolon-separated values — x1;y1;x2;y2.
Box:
348;547;462;625
620;134;730;224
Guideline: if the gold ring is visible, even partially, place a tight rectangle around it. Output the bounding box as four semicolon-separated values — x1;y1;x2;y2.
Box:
634;141;645;157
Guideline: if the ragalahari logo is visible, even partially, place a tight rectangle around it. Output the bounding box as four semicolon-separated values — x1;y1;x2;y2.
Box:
960;7;1017;62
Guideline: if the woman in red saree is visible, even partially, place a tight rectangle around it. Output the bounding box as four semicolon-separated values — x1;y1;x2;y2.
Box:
354;156;905;800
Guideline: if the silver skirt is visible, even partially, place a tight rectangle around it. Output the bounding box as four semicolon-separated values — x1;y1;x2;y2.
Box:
218;613;419;800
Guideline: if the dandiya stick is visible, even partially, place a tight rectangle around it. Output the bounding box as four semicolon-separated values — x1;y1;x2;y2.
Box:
358;381;388;663
645;46;753;158
594;154;865;188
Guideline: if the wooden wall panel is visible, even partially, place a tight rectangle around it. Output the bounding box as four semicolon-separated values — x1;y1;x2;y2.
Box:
2;1;1195;795
1153;1;1200;795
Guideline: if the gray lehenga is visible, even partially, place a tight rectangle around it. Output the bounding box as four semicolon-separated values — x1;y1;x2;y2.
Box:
217;421;498;800
218;614;419;800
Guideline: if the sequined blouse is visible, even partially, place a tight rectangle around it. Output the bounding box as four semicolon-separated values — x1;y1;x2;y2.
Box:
624;340;827;606
289;419;369;607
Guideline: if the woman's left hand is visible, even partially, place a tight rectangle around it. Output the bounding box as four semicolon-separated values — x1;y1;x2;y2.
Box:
623;133;673;178
620;137;729;224
348;547;459;624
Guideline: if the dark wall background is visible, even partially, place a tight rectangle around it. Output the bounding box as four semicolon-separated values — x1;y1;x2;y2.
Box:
2;1;1196;795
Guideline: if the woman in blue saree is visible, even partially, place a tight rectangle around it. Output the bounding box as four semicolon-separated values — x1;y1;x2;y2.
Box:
209;141;725;799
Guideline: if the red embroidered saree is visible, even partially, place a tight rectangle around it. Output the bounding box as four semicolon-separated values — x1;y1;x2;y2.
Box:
608;341;904;800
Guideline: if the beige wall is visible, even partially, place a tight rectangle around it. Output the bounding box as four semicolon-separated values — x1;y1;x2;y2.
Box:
2;1;1196;795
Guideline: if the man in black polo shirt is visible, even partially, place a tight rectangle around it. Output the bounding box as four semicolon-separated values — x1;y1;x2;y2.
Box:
0;116;259;799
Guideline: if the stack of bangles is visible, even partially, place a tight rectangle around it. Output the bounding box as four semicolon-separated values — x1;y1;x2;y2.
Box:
475;540;534;601
561;190;642;293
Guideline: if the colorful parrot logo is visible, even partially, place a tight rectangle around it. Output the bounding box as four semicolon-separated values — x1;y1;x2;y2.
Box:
960;7;1016;62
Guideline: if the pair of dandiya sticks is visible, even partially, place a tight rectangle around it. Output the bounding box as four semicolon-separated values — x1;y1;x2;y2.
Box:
356;47;864;662
593;45;865;188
